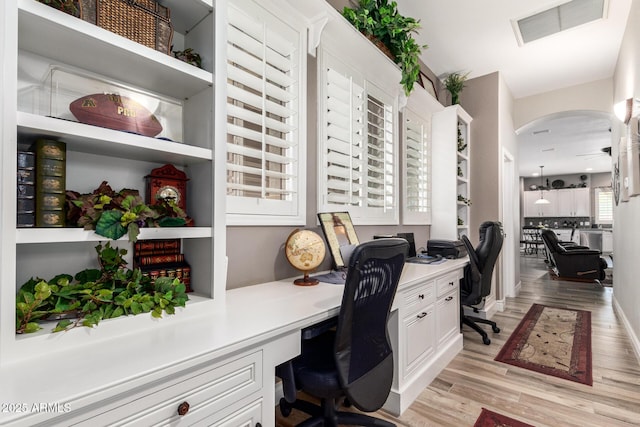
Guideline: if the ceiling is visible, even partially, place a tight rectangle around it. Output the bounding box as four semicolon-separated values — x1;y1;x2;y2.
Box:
393;0;633;177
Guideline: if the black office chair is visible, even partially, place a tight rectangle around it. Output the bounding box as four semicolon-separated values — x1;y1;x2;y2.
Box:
460;221;504;345
277;238;409;426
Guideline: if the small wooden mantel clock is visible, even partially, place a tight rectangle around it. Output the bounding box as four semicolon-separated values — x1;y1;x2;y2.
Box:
145;164;189;211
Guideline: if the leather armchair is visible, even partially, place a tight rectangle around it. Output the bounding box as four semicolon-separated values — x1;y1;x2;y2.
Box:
540;229;607;281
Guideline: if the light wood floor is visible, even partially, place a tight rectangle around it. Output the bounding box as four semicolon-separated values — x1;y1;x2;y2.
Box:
278;255;640;426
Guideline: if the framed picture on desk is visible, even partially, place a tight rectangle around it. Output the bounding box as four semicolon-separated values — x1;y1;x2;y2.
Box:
317;212;359;269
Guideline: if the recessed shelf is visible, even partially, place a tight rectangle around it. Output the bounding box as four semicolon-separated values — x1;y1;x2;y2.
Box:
18;0;214;99
17;112;212;165
16;227;212;244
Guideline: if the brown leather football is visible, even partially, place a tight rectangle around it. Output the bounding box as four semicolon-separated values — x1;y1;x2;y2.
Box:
69;93;163;137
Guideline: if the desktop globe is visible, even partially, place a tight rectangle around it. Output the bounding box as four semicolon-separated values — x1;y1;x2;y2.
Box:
285;229;326;286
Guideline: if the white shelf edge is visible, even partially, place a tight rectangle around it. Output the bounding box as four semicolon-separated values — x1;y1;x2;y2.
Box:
17;112;213;163
18;0;214;99
16;227;212;244
457;152;469;160
457;177;469;184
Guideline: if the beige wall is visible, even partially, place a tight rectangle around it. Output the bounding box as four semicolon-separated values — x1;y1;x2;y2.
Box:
611;0;640;359
226;47;433;289
513;79;613;131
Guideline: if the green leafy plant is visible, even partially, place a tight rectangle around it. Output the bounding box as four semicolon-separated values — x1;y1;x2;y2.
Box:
343;0;428;96
444;71;469;105
16;242;189;334
458;194;472;206
172;47;203;69
66;181;189;242
37;0;80;17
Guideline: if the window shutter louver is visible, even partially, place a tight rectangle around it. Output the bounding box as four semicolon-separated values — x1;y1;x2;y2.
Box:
319;56;397;224
404;112;430;216
226;5;303;222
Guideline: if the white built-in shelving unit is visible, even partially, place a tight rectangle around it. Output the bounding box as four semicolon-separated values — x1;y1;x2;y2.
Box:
431;104;473;240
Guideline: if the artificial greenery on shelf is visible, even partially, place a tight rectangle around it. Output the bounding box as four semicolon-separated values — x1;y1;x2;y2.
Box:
457;125;467;152
37;0;80;17
444;71;469;105
16;242;189;334
458;194;472;206
66;181;190;242
342;0;428;96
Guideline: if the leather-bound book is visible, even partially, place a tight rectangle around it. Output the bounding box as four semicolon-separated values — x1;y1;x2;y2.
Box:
32;139;66;227
17;150;36;227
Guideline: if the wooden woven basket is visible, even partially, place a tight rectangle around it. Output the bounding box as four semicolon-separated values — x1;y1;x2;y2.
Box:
79;0;173;55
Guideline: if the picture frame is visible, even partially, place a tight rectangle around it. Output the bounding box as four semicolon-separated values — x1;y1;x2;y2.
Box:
418;71;438;100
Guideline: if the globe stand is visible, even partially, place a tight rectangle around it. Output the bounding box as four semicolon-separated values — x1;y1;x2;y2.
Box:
294;272;319;286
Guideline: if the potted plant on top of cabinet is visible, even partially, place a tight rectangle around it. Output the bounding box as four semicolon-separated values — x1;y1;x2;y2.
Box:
342;0;428;96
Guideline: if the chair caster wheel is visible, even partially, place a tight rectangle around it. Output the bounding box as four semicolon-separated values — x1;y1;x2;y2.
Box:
492;325;500;333
279;398;292;417
482;335;491;345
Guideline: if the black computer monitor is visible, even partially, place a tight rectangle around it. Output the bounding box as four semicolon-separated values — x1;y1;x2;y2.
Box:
317;212;360;269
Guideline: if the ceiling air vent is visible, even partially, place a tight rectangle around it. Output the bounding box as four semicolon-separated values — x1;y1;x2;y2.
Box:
513;0;607;45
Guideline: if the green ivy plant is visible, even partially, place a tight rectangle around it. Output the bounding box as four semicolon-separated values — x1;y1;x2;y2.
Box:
37;0;80;17
66;181;189;242
16;242;189;334
343;0;428;96
444;71;469;105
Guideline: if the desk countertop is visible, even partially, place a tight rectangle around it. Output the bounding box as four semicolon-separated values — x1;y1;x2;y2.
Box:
0;257;468;424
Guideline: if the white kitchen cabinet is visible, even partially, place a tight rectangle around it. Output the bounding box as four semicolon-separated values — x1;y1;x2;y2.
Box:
602;231;613;253
556;188;590;217
523;190;557;217
432;105;472;239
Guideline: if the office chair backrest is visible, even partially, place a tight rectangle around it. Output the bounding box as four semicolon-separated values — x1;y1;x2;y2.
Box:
334;238;408;412
461;221;504;304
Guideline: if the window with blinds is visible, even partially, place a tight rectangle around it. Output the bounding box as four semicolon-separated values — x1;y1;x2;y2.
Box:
402;108;431;224
595;187;613;224
319;52;398;225
226;4;305;224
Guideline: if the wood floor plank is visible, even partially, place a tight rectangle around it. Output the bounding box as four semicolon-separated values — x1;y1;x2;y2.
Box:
276;256;640;426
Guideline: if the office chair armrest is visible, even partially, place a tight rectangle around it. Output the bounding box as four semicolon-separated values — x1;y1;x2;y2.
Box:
558;248;602;256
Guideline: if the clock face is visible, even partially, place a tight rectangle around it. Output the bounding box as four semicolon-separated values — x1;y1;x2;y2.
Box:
158;185;180;203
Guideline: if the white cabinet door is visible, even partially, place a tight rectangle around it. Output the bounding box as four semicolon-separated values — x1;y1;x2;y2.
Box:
557;188;590;217
523;191;540;217
403;305;436;378
573;188;591;217
436;290;459;347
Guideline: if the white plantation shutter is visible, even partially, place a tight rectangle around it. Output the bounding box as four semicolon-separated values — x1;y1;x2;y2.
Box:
595;187;613;224
403;108;431;224
226;3;305;224
319;51;398;224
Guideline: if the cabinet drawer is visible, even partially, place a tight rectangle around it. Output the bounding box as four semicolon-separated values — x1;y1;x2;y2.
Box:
69;351;262;426
437;290;460;346
402;280;435;312
436;271;460;298
403;304;436;377
206;398;262;427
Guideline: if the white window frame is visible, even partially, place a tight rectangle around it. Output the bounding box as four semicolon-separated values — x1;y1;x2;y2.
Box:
225;0;307;226
402;85;438;225
316;25;401;225
595;186;613;224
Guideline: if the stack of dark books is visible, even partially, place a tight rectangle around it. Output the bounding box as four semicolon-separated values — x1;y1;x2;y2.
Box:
134;239;192;292
17;139;67;228
16;147;36;228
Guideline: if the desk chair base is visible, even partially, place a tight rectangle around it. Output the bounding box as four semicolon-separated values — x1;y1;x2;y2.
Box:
279;397;395;427
462;313;500;345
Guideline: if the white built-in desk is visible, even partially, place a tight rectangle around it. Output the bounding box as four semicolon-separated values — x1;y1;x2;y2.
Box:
0;258;466;426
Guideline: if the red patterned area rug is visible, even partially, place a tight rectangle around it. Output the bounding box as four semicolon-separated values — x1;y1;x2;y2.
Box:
474;408;534;427
495;303;592;385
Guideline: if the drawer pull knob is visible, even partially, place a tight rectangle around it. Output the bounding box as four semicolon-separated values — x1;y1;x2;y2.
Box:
448;281;454;286
445;296;453;302
417;312;427;319
256;424;262;427
177;401;190;416
418;294;425;299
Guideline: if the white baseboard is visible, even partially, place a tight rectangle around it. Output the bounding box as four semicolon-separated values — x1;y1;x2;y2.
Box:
612;295;640;364
495;299;505;312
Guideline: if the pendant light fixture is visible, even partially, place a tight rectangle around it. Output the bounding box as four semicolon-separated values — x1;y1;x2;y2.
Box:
534;165;550;205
